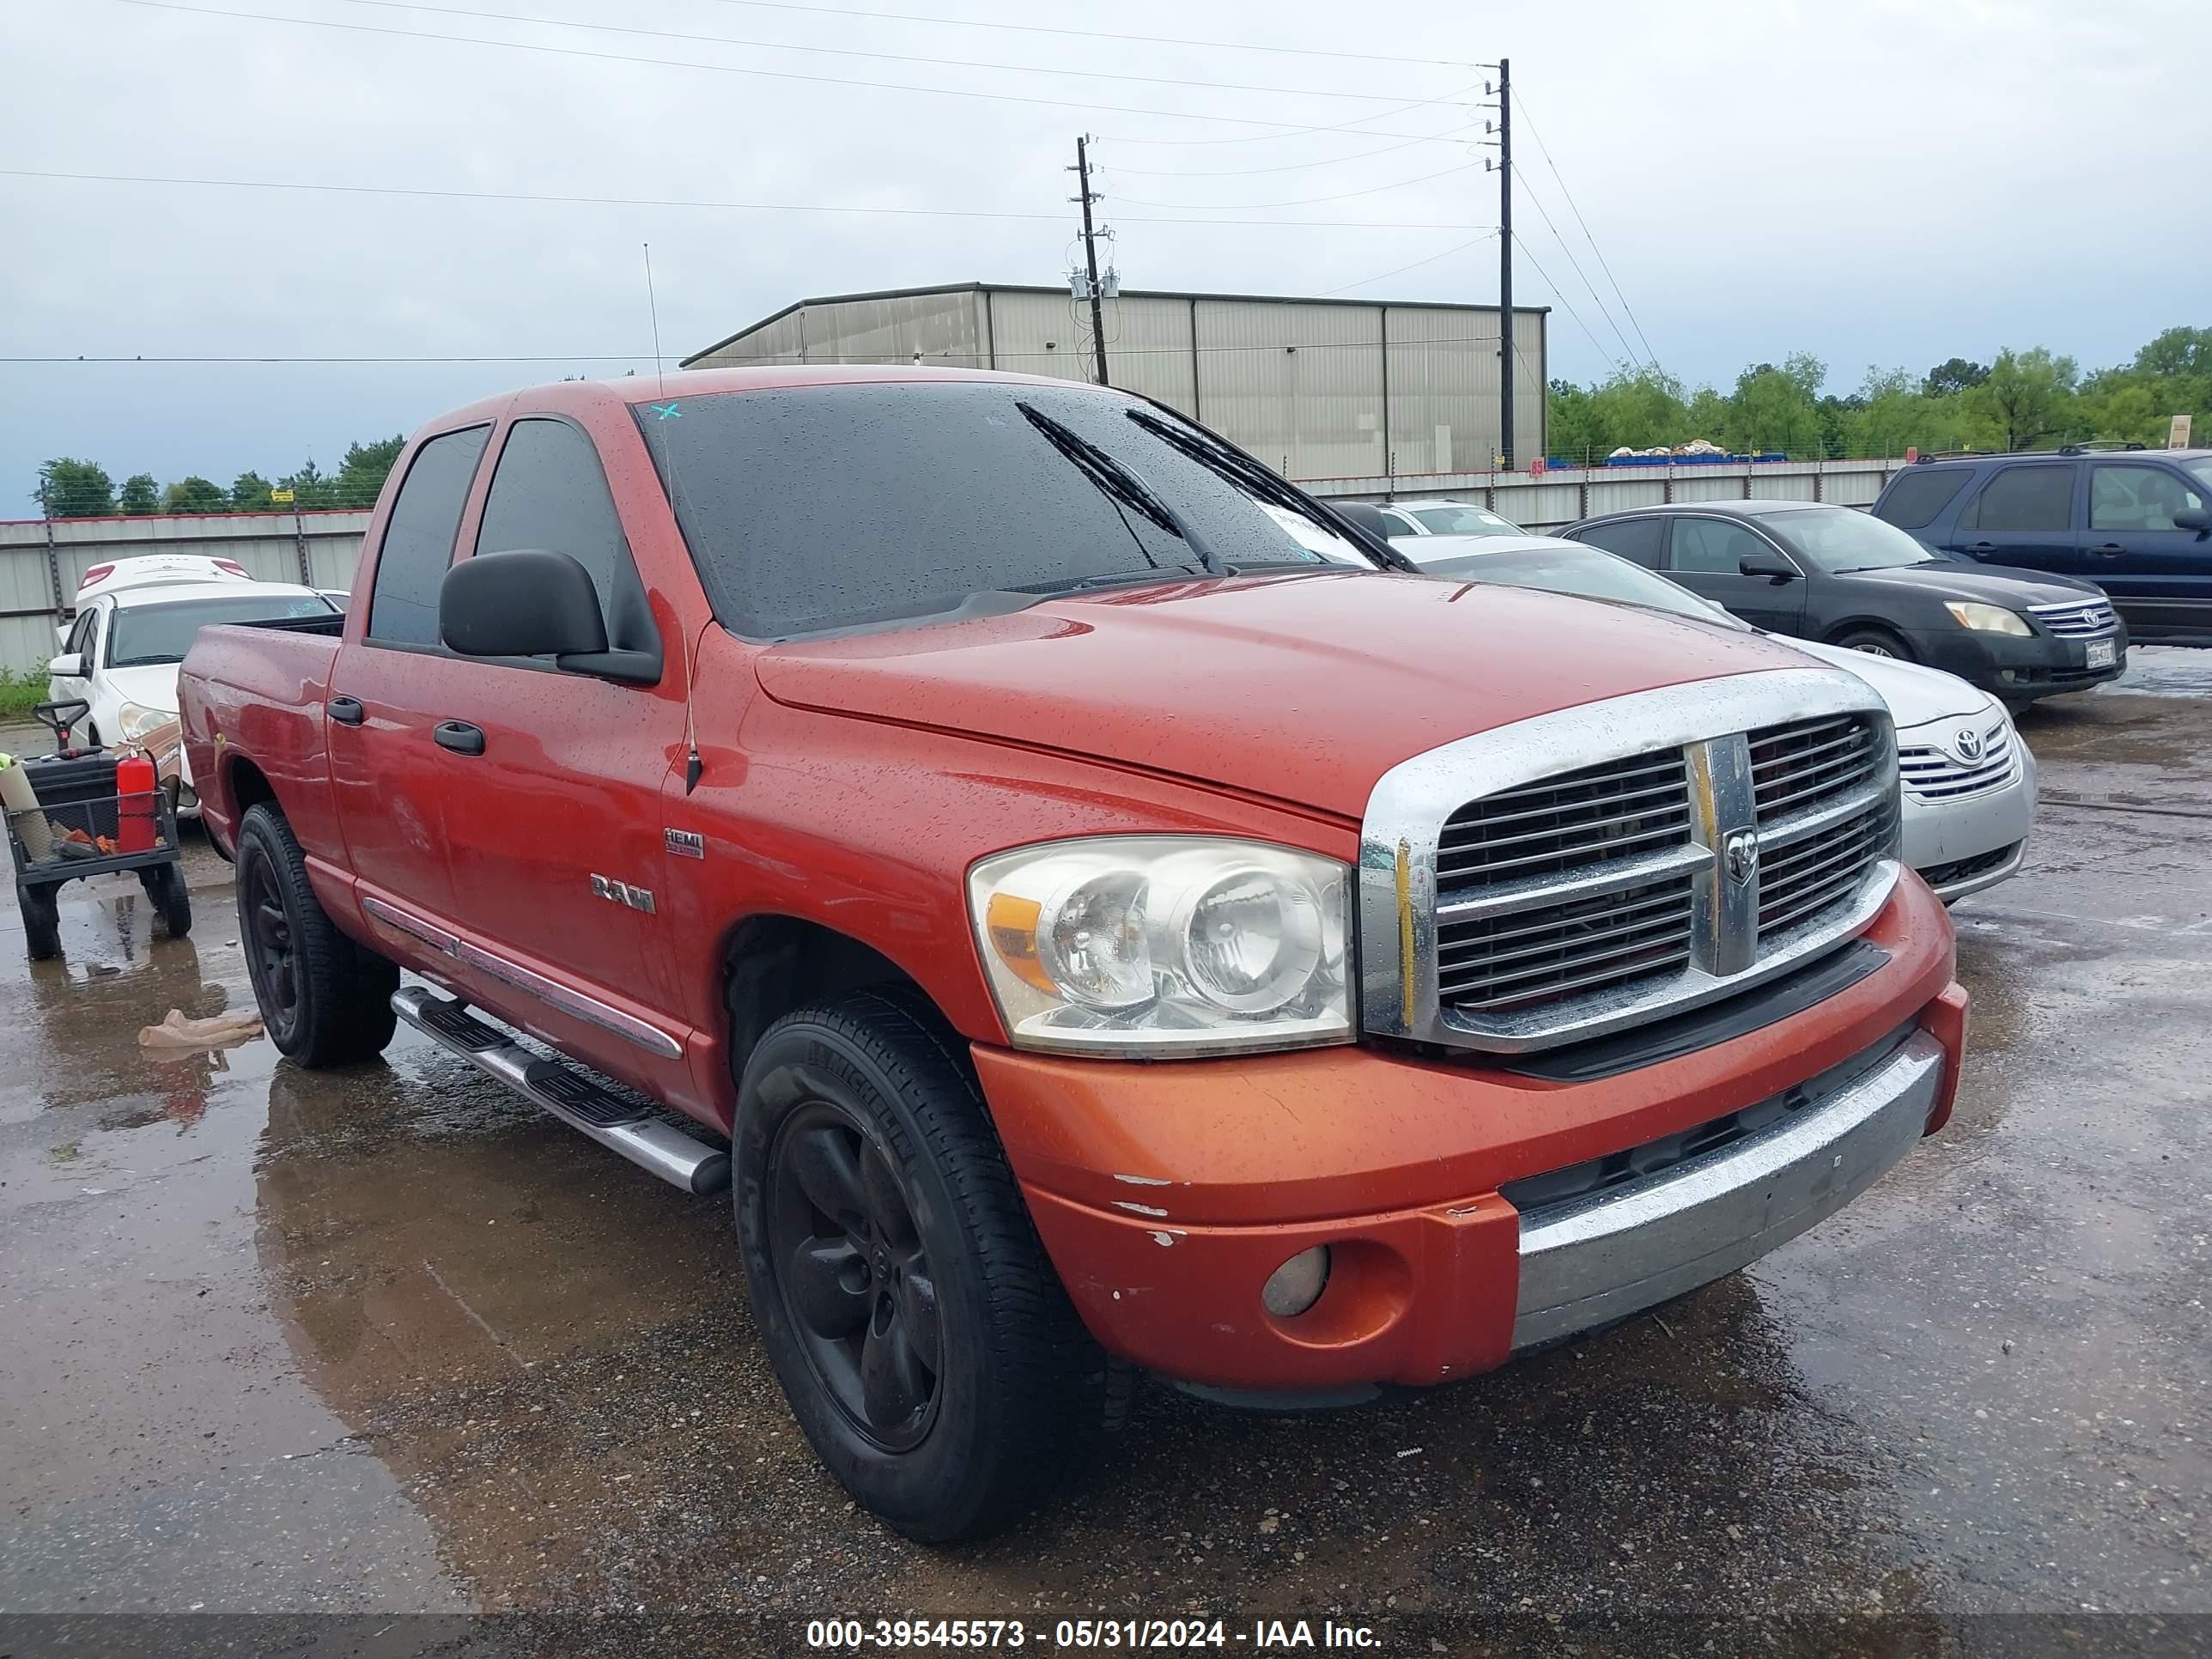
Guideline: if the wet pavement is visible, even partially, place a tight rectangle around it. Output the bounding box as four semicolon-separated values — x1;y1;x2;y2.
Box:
1;675;2209;1657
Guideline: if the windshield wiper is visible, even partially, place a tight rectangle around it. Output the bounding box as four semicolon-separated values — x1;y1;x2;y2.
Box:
1018;402;1224;574
1124;406;1419;573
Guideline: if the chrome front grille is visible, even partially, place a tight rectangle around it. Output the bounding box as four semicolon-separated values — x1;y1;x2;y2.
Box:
1437;869;1697;1011
1436;752;1692;888
2031;599;2118;637
1358;671;1903;1055
1757;799;1895;939
1748;714;1886;820
1898;720;2018;800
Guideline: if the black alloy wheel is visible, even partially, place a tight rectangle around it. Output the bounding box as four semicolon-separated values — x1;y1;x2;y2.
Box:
768;1098;943;1450
241;839;301;1042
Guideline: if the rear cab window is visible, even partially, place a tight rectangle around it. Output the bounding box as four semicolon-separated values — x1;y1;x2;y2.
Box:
367;425;492;647
1875;468;1972;529
1571;518;1665;566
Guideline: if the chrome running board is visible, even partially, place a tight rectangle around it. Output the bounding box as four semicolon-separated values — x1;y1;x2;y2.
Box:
392;985;729;1196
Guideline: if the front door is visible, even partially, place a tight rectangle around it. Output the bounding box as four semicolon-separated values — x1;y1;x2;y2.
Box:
1662;516;1809;635
1952;460;2081;579
2082;460;2212;635
49;605;100;731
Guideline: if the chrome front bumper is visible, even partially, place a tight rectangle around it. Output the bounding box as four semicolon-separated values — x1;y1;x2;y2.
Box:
1511;1030;1945;1350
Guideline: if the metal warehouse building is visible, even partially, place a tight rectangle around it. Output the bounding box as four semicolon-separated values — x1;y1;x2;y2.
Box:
682;283;1547;486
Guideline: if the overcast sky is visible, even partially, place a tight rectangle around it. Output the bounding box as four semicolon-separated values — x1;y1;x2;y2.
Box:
3;0;2206;506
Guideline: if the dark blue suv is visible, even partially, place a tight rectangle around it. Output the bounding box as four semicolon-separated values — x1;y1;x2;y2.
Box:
1873;447;2212;641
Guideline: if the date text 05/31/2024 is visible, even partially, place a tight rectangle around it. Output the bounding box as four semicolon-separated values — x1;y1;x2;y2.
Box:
805;1619;1382;1650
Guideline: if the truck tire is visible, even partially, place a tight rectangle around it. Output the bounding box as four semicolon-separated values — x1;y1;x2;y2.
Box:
235;803;398;1066
19;883;62;961
734;988;1117;1542
139;862;192;939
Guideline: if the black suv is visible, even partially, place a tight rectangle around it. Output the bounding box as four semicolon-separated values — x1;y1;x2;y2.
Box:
1873;447;2212;641
1560;499;2126;707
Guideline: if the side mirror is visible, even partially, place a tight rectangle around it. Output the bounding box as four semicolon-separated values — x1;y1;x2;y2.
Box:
1333;501;1398;544
1739;550;1798;583
441;550;608;659
48;652;86;679
2174;506;2210;535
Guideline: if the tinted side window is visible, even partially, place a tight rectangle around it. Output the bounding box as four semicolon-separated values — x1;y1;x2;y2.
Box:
1573;518;1664;565
368;426;491;646
64;609;96;658
1875;468;1972;529
1965;465;2075;532
2090;464;2204;532
1668;518;1772;574
477;419;629;617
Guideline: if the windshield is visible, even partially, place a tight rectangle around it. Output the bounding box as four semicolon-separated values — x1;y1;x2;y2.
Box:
638;381;1379;636
1750;505;1939;573
108;592;336;668
1422;544;1748;630
1411;504;1525;538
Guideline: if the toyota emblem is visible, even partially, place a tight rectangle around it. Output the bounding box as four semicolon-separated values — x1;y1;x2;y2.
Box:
1953;726;1985;764
1723;830;1759;885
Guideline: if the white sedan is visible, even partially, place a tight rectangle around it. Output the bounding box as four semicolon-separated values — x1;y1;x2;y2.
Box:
1411;533;2036;902
49;559;338;813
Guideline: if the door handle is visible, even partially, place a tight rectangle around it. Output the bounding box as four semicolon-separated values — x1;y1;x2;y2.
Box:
326;695;365;726
433;720;486;757
2090;543;2125;557
1967;541;1996;554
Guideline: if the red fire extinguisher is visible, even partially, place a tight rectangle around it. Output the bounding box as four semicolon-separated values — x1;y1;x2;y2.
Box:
117;750;158;854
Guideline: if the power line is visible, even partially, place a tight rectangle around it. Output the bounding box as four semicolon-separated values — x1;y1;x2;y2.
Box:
108;0;1477;141
1107;161;1480;213
1510;231;1622;370
1103;130;1474;178
684;0;1474;69
1100;88;1478;147
0;167;1487;230
324;0;1435;106
1512;94;1661;371
1510;163;1644;371
1319;234;1495;297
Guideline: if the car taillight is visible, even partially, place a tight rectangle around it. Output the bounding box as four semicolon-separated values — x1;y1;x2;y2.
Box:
214;559;249;577
79;562;114;590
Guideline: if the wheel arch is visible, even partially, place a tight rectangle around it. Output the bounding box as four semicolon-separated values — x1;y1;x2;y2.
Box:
719;913;969;1091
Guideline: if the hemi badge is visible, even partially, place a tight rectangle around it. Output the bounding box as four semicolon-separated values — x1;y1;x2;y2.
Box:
665;829;706;860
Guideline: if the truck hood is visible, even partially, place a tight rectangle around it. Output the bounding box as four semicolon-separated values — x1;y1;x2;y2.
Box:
756;571;1822;819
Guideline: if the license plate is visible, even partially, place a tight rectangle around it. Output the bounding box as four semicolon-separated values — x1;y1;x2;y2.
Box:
2087;639;2116;670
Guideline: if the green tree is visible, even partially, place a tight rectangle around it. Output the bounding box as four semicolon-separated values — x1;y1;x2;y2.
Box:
230;470;275;510
36;458;115;518
163;476;230;514
1966;347;2078;452
1923;357;1990;398
2133;326;2212;380
117;473;161;515
279;459;334;509
1724;353;1826;457
334;434;404;507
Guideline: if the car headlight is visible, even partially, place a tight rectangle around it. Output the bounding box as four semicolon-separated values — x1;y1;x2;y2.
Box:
117;700;180;742
1944;601;2032;636
968;836;1352;1057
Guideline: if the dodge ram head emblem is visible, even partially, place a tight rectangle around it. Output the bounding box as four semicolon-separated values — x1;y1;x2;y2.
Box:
1953;726;1985;763
1723;830;1759;886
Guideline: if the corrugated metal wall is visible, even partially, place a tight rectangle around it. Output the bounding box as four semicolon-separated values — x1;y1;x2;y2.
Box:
686;287;1547;483
0;511;368;677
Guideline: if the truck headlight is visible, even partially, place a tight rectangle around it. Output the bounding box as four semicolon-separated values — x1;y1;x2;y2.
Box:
117;701;179;743
1944;601;2032;636
968;836;1352;1057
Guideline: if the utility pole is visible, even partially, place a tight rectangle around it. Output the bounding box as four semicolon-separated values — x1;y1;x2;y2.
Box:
1071;135;1110;387
1495;58;1515;471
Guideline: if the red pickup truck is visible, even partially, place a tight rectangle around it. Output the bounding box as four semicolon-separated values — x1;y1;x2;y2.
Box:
180;367;1968;1540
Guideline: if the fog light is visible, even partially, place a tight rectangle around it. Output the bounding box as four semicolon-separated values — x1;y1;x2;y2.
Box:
1261;1245;1331;1318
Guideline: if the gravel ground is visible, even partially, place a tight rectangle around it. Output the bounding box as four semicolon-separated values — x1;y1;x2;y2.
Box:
1;666;2208;1658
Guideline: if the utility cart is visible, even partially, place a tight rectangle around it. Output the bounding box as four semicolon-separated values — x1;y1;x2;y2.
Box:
3;700;191;961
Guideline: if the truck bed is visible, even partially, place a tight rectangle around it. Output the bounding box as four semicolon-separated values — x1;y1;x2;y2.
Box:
178;622;345;863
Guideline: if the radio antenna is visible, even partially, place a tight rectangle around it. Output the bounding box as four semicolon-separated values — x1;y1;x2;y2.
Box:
644;240;704;793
